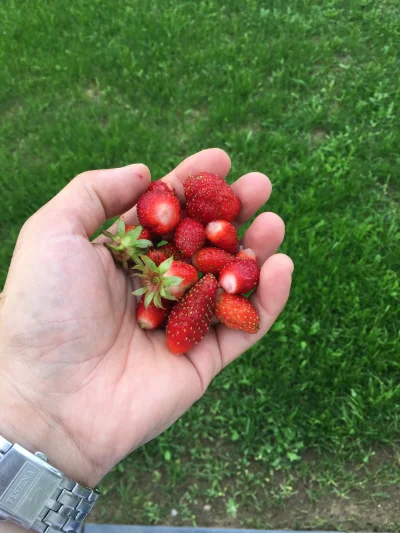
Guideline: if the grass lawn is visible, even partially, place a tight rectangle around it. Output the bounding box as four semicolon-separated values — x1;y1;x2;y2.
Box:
1;0;400;530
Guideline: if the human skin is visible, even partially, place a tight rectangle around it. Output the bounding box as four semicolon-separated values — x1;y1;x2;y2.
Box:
0;148;293;532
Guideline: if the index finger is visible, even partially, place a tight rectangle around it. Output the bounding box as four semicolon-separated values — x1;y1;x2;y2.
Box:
162;147;232;200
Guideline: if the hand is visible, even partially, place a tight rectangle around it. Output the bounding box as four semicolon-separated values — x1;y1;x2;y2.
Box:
0;149;293;488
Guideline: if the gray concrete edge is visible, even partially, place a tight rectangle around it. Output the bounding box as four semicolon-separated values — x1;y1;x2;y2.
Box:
85;526;343;533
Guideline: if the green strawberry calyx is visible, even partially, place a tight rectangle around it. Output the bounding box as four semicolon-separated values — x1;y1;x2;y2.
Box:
132;255;183;309
101;219;152;267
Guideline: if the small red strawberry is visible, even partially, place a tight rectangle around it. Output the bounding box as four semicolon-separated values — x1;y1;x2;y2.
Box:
236;248;257;262
124;224;151;240
137;190;181;235
187;188;241;224
219;259;260;294
133;255;198;308
215;291;259;334
136;297;172;329
192;247;234;274
184;173;241;224
146;249;168;266
101;219;153;268
166;274;218;354
158;243;192;264
205;220;239;254
174;218;206;257
184;172;226;201
148;181;173;194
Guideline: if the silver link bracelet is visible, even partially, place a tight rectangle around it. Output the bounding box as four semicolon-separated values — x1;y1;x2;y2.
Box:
0;435;99;532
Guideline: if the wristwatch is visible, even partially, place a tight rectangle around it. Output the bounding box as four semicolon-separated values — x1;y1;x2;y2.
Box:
0;434;100;532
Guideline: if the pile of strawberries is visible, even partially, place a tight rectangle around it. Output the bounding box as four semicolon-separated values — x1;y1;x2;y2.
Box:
103;172;260;354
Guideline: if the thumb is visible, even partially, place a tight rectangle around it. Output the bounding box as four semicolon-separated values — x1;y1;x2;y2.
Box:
35;164;151;237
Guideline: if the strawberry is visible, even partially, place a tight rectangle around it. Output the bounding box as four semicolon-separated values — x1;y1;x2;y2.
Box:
187;187;241;224
184;173;241;224
148;181;173;195
101;219;153;268
137;190;181;235
136;297;172;329
205;220;239;254
132;255;198;308
184;172;226;201
192;247;234;274
158;243;192;264
219;258;260;294
124;224;151;239
174;218;206;257
146;249;168;266
237;248;257;262
215;291;259;334
166;274;218;354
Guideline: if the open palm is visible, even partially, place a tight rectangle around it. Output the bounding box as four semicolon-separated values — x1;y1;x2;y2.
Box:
0;149;293;488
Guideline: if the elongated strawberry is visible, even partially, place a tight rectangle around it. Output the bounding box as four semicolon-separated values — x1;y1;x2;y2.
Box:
237;248;257;262
146;249;168;266
166;274;218;354
205;220;239;254
192;247;234;274
174;218;206;257
158;243;192;264
148;181;173;194
137;190;181;235
184;173;241;224
101;219;153;268
215;291;259;334
219;258;260;294
133;255;198;308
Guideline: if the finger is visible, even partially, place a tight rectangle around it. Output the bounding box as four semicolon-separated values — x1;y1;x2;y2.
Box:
231;173;272;226
95;148;231;243
163;147;231;201
216;253;294;367
37;165;151;237
241;212;285;265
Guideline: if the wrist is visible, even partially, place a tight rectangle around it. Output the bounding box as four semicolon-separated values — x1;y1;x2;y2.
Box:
1;522;28;533
1;522;26;533
0;377;100;489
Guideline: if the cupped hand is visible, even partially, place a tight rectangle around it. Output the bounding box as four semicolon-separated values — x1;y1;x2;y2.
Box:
0;149;293;487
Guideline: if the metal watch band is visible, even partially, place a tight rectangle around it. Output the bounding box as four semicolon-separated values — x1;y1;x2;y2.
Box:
0;435;100;532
